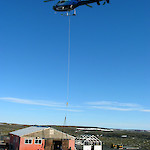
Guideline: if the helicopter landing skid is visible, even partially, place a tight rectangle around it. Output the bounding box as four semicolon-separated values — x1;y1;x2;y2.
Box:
61;9;76;16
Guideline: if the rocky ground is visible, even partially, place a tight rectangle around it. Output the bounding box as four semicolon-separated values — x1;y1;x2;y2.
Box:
53;126;150;150
0;123;149;150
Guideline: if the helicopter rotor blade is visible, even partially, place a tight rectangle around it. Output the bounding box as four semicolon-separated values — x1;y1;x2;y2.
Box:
97;1;100;5
106;0;109;3
44;0;54;2
103;1;106;5
86;4;93;8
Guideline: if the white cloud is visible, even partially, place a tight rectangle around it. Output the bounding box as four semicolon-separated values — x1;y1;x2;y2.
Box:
87;101;140;108
55;108;83;112
87;101;150;112
92;106;133;111
0;97;82;112
140;109;150;112
1;97;149;113
0;97;63;107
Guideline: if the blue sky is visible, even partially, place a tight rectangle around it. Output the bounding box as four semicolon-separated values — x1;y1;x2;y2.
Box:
0;0;150;130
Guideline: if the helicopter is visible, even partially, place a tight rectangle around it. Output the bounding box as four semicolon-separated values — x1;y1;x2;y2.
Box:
44;0;109;13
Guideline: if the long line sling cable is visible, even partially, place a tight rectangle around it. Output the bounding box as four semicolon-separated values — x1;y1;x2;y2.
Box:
64;14;70;126
62;15;71;139
67;15;71;101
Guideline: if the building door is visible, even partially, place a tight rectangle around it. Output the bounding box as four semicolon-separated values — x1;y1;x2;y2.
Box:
44;139;53;150
53;141;62;150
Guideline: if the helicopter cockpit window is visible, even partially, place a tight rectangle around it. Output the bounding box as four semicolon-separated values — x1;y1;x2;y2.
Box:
58;0;69;3
58;1;64;3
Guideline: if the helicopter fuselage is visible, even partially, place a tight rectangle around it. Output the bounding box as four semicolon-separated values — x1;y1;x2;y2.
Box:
53;0;102;11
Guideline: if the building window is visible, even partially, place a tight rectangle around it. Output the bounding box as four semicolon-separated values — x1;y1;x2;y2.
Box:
35;139;42;144
25;139;33;144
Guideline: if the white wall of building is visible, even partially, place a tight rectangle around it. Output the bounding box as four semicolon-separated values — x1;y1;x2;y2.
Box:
83;145;91;150
94;145;102;150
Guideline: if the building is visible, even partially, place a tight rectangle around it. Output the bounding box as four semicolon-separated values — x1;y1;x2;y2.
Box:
121;135;128;138
75;135;102;150
9;126;75;150
0;139;9;150
76;128;113;132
